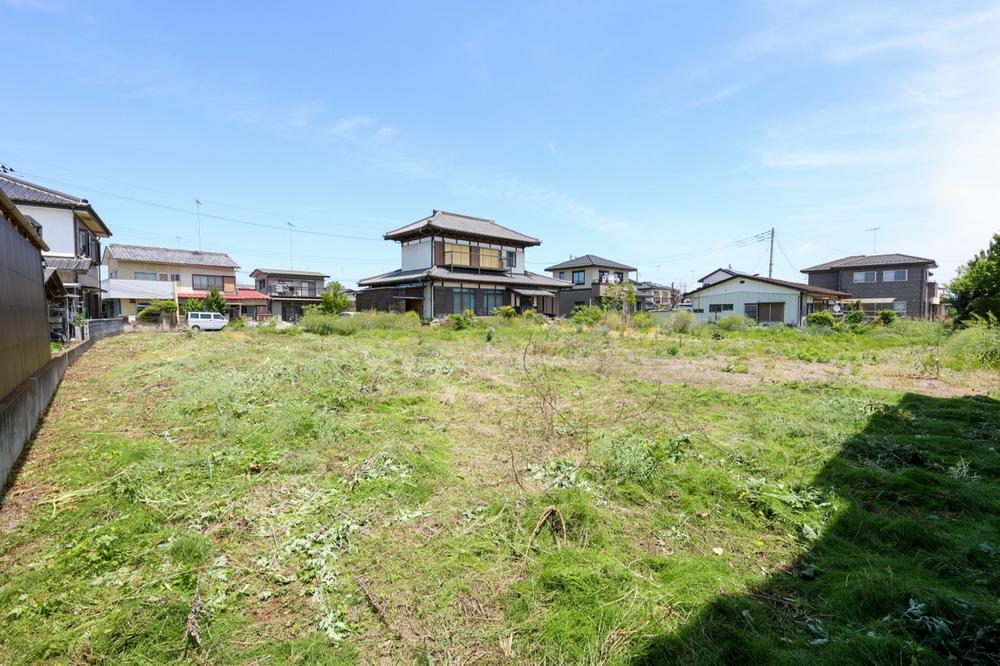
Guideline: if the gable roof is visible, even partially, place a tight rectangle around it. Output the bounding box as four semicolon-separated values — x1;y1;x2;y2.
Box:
384;210;541;246
802;253;937;272
0;172;111;236
685;274;850;298
358;267;569;289
544;254;637;272
249;268;329;278
104;244;239;268
697;267;751;284
0;185;47;251
44;256;93;272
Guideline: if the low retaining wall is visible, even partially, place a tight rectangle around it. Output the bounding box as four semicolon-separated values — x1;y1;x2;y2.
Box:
0;333;108;493
86;318;124;340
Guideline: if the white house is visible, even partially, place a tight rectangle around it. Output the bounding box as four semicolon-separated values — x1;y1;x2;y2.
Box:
685;273;849;326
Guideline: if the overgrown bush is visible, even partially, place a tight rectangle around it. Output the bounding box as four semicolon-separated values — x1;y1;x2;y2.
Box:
878;309;898;326
943;318;1000;370
493;305;518;319
844;309;866;325
593;431;673;486
447;309;477;330
571;305;604;325
630;311;654;331
716;314;754;331
667;310;694;334
137;299;178;319
301;311;420;336
805;310;836;328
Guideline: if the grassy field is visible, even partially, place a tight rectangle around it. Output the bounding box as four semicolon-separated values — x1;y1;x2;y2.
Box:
1;319;999;664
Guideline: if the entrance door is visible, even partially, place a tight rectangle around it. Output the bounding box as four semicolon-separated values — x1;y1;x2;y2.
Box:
757;302;785;324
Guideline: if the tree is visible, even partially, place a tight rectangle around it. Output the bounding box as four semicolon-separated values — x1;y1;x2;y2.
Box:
947;233;1000;322
602;281;637;320
185;287;228;316
318;281;352;314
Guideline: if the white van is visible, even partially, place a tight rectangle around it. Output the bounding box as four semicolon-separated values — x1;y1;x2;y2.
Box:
187;311;228;331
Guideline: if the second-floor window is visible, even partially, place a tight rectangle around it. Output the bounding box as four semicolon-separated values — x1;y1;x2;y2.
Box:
134;271;157;280
193;274;226;290
883;269;908;282
614;272;624;283
479;247;502;269
853;271;876;283
506;250;516;268
445;243;470;266
158;273;181;282
598;270;609;283
572;270;585;285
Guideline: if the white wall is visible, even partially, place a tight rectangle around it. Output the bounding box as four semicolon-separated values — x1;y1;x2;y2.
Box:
19;205;76;256
701;269;735;286
401;238;433;270
690;279;802;326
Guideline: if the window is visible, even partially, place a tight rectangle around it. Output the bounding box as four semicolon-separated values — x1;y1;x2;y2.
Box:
193;274;225;290
614;272;624;283
453;288;476;313
757;302;785;323
213;313;225;320
854;271;876;283
135;301;150;314
559;271;565;280
78;229;92;256
445;242;471;266
483;289;504;314
892;301;907;315
883;269;908;282
744;303;758;321
572;270;586;285
708;303;734;313
598;270;609;283
506;250;516;268
172;274;181;283
134;271;157;280
257;279;266;291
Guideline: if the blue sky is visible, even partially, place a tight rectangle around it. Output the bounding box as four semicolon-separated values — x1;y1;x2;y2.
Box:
2;0;998;289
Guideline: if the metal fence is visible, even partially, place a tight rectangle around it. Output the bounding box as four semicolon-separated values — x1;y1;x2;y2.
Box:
0;219;50;400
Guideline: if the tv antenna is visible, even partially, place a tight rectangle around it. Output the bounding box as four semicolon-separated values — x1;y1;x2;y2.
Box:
288;222;295;269
865;227;880;253
195;199;203;251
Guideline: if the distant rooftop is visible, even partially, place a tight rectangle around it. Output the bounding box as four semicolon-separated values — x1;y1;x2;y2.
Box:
249;268;329;278
104;244;239;268
685;273;850;298
544;254;637;272
384;210;541;246
802;253;937;272
0;172;111;236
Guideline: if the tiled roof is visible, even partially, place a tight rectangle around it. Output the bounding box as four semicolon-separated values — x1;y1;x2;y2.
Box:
358;267;569;289
249;268;329;278
384;210;541;246
0;172;111;236
105;244;239;268
0;185;47;251
44;256;94;272
802;254;936;272
544;254;637;272
685;274;850;298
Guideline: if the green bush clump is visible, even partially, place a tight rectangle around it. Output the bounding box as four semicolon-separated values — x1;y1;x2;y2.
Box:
716;314;754;331
845;310;866;325
447;309;477;330
806;310;837;328
943;319;1000;370
667;310;694;334
571;305;604;325
493;305;518;319
630;311;654;331
137;299;178;319
594;431;673;486
878;310;899;326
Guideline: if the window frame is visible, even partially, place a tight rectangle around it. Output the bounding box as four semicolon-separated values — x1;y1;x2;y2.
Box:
192;274;226;291
571;270;586;285
883;269;908;282
483;289;504;315
452;288;476;313
708;303;734;313
133;271;157;280
853;271;877;283
892;300;907;315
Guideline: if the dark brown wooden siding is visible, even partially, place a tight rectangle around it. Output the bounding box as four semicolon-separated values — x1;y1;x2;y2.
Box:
434;241;444;266
0;216;50;399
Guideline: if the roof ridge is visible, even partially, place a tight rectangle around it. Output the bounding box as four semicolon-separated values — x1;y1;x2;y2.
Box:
433;209;493;223
0;172;85;205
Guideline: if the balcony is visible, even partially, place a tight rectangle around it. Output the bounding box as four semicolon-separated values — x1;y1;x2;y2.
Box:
267;286;319;298
441;250;512;273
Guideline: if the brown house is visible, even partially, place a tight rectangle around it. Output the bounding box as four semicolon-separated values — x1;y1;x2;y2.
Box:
356;210;569;318
544;255;640;316
801;254;939;319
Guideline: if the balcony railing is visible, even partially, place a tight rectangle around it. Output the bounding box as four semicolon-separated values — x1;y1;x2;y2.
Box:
441;250;512;272
268;286;319;298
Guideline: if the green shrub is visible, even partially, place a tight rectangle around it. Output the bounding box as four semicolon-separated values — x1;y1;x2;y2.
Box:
301;311;421;336
844;309;866;325
630;311;654;331
878;309;898;326
571;305;604;325
806;310;837;328
137;299;178;319
227;316;246;331
595;432;664;486
447;309;477;330
716;314;754;331
667;310;694;334
493;305;518;319
943;320;1000;370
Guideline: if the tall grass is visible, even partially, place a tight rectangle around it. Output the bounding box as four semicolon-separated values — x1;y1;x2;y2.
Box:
300;310;421;336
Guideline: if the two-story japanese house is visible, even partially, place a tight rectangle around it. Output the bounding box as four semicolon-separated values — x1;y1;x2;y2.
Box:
356;210;569;318
801;254;939;319
249;269;329;322
544;254;639;316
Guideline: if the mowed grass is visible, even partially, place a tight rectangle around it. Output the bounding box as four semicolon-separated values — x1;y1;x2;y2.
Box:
1;322;998;664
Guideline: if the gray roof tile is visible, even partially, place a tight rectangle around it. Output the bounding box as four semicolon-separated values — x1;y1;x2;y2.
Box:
358;267;569;289
544;254;637;272
384;210;541;246
802;253;936;272
105;244;239;268
0;172;111;236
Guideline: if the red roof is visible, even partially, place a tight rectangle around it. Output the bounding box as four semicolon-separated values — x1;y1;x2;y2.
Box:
177;288;269;301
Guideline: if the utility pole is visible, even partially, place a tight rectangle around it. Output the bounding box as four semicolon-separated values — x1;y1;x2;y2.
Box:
865;227;880;254
768;227;775;278
195;199;202;251
288;222;295;269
